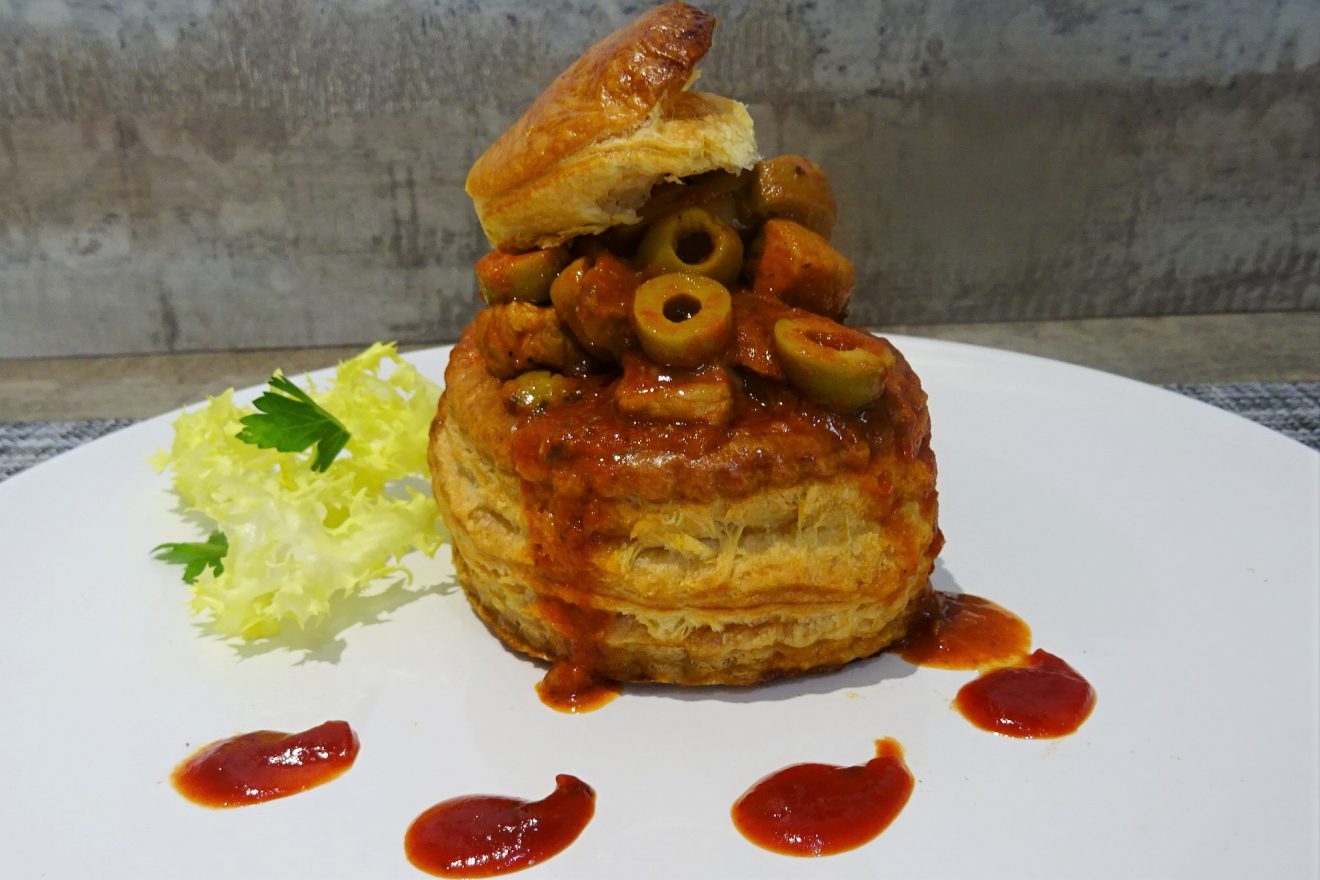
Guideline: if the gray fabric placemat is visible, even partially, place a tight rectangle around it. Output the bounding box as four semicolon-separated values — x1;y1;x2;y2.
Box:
1166;382;1319;451
0;419;137;483
1;384;1317;483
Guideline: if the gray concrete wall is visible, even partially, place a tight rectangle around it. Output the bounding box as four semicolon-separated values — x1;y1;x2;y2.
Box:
1;0;1317;357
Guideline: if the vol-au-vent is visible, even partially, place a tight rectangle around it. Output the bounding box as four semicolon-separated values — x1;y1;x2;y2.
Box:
430;2;942;695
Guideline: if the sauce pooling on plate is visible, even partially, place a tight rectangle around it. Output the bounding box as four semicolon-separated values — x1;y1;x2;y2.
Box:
731;738;913;856
956;649;1096;738
405;775;596;877
897;591;1031;670
536;660;621;713
172;720;359;807
531;598;621;713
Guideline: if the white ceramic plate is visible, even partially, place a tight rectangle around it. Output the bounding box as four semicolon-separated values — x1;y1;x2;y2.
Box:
1;339;1316;879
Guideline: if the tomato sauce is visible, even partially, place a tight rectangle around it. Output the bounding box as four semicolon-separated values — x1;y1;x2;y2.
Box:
897;591;1031;670
955;649;1096;738
531;597;621;713
536;660;621;714
172;720;359;808
405;775;596;877
732;738;913;856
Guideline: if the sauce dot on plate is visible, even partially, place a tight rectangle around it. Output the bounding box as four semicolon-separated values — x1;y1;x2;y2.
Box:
732;738;914;857
405;774;596;877
536;660;621;714
897;591;1031;670
955;649;1097;738
172;720;359;808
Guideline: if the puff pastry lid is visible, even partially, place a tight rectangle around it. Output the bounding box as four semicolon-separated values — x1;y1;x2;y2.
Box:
466;2;758;251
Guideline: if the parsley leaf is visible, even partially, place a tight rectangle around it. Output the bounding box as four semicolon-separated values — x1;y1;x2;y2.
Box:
152;531;229;584
236;374;352;471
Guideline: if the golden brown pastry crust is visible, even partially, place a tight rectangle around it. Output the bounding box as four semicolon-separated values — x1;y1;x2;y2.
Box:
466;3;757;251
437;3;941;687
428;328;941;685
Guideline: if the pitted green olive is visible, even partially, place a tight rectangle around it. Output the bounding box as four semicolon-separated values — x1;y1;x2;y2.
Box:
549;256;591;313
635;208;743;287
503;370;582;411
741;156;838;239
475;246;572;305
632;273;733;368
773;316;893;410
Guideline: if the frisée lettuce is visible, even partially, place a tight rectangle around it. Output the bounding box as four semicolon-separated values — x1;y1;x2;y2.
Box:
151;343;446;639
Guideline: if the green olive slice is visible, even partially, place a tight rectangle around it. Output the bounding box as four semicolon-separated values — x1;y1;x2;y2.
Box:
475;246;572;305
773;316;893;410
632;273;733;368
503;370;582;411
549;255;590;320
635;208;743;287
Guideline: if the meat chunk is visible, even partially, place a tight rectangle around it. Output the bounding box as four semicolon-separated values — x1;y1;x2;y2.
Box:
613;354;736;426
748;219;855;321
475;302;594;379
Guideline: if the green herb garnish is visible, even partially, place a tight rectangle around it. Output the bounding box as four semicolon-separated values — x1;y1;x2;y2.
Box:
152;531;229;584
236;374;351;471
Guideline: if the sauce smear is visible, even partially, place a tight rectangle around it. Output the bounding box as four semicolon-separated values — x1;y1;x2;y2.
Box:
405;775;596;877
172;720;359;808
531;598;621;713
732;738;914;857
956;649;1096;738
897;591;1031;670
536;660;621;713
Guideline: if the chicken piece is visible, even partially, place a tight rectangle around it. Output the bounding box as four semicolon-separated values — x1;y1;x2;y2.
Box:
475;302;594;380
740;155;837;239
729;289;797;381
550;252;641;362
613;354;736;426
747;219;855;321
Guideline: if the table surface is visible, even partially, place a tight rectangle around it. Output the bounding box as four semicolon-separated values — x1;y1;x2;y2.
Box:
1;313;1317;481
2;384;1316;485
2;313;1318;421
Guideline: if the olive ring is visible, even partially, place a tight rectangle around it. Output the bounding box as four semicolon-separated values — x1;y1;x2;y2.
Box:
631;273;734;368
635;208;744;287
773;316;893;410
476;246;573;305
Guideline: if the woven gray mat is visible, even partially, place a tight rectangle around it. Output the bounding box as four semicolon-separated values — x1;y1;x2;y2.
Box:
1167;382;1319;451
1;383;1317;483
0;419;137;483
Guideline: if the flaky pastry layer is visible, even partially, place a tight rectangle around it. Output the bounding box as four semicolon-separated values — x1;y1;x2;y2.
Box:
428;332;941;685
465;3;757;251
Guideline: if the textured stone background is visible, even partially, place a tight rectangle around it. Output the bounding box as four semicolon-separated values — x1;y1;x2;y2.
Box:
1;0;1317;357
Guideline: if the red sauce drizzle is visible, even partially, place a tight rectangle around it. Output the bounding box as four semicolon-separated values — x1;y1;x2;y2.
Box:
731;738;914;857
532;597;621;713
956;649;1097;738
404;775;596;878
536;660;621;713
897;591;1031;670
171;720;359;808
